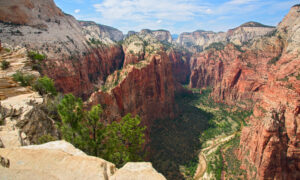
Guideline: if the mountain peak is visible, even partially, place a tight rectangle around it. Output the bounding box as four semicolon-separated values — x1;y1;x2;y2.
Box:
239;21;275;28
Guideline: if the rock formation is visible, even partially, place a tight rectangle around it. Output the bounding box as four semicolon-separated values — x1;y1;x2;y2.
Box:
111;162;166;180
188;5;300;179
0;0;124;98
79;21;124;42
127;29;173;43
88;35;177;143
0;140;166;180
177;21;275;52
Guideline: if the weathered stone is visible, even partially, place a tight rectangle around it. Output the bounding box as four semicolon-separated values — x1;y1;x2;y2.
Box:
111;162;166;180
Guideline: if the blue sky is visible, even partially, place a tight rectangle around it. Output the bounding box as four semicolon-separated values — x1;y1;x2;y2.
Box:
54;0;298;34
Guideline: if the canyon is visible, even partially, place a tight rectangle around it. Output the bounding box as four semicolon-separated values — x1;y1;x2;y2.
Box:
0;0;299;180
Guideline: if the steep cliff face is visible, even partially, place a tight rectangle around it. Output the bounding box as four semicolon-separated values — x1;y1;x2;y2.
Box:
189;38;283;108
189;5;300;179
79;21;124;42
167;49;191;84
88;52;176;137
177;22;275;51
0;0;124;98
42;45;124;98
0;0;63;28
238;5;300;180
138;29;173;43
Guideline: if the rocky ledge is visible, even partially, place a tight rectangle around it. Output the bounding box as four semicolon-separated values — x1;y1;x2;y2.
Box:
0;140;166;180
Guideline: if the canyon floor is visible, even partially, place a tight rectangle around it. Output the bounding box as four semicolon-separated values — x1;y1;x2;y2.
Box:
149;88;251;179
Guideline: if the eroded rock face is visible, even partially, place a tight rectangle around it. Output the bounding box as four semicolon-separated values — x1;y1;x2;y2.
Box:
111;162;166;180
79;21;124;42
139;29;173;43
0;141;166;180
189;38;283;108
168;49;191;84
0;141;117;180
177;22;275;51
188;5;300;179
89;53;176;140
0;0;124;98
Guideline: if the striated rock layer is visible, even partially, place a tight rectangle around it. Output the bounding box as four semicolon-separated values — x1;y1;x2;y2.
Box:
0;0;124;98
177;21;275;52
189;5;300;179
89;52;177;142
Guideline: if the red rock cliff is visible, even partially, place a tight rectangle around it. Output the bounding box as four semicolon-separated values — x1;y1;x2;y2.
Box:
188;5;300;179
88;52;177;142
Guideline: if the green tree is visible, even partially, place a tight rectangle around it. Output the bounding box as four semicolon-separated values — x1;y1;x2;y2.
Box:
103;120;130;166
104;114;146;166
120;114;146;161
33;76;57;96
81;104;105;156
57;94;84;148
57;94;146;166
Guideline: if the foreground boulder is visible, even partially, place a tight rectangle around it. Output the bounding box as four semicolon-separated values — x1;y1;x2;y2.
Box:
0;140;166;180
111;162;166;180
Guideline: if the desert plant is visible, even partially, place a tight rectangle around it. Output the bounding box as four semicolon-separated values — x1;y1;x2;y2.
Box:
296;74;300;80
1;59;10;70
37;134;57;144
12;71;35;86
28;51;46;61
33;76;57;96
267;55;281;65
205;42;225;51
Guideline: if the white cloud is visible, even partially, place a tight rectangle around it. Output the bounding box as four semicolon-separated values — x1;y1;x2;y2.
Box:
93;0;209;22
156;20;162;24
74;9;80;13
227;0;258;5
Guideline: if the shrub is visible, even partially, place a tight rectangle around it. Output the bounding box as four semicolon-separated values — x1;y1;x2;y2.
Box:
1;60;10;70
4;48;10;53
58;94;146;167
33;76;57;96
37;134;57;144
246;62;253;68
205;42;225;51
28;51;46;61
267;55;280;65
12;71;35;86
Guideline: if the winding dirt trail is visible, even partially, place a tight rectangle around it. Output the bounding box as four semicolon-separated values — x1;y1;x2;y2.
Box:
193;134;236;180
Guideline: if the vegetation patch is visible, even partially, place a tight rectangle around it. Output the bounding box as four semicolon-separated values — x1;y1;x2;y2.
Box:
149;87;252;179
12;71;35;86
28;51;46;61
58;94;146;167
205;42;225;51
0;59;10;70
33;76;57;96
267;54;281;65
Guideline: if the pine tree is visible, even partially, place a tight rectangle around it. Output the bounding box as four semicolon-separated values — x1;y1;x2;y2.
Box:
104;113;146;167
81;104;105;156
57;94;84;148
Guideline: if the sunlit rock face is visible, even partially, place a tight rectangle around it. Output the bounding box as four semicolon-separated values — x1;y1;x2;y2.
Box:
188;5;300;180
177;21;275;52
0;0;125;98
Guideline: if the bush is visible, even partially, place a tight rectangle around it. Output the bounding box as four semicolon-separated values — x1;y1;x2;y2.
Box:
58;94;146;167
1;60;10;70
267;55;281;65
37;134;57;144
28;51;46;61
33;76;57;96
12;71;35;86
205;42;225;51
